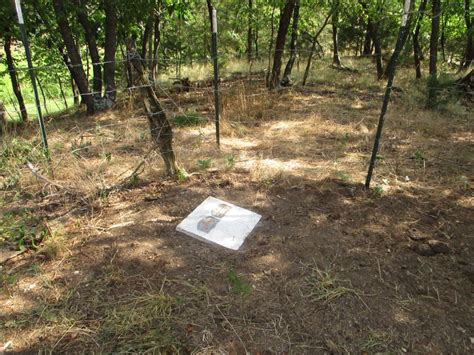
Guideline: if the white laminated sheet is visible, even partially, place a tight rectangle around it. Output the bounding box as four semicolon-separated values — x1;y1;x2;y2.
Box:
176;197;261;250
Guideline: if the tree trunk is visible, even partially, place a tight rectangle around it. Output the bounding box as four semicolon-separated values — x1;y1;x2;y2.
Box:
429;0;441;76
302;11;332;86
413;0;428;78
36;76;49;115
53;0;94;114
266;2;277;86
4;33;27;121
269;0;297;89
74;0;102;97
370;23;384;79
247;0;253;62
464;0;473;68
332;0;341;67
57;75;68;109
362;21;372;55
126;39;178;177
103;0;117;106
282;0;300;86
151;12;161;80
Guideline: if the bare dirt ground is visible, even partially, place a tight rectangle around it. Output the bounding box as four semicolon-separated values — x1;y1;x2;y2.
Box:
1;66;473;353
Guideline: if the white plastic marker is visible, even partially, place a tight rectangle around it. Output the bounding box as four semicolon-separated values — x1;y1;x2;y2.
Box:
212;8;217;33
176;197;261;250
15;0;24;24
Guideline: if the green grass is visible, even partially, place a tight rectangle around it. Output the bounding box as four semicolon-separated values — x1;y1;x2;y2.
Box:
227;269;252;296
172;112;206;126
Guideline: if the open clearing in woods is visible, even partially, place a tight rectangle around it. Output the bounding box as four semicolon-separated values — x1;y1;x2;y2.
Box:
1;64;473;353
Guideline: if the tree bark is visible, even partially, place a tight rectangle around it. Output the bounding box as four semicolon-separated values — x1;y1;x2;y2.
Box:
282;0;300;85
4;33;28;121
332;0;341;67
429;0;441;76
103;0;117;106
126;39;178;177
74;0;102;97
53;0;94;114
269;0;297;89
464;0;473;68
413;0;428;78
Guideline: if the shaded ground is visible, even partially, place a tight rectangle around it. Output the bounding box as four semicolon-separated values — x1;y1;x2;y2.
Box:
1;65;473;353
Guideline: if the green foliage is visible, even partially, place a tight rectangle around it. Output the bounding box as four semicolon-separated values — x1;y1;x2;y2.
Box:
177;167;189;182
227;269;252;296
197;159;212;169
172;113;205;127
0;209;48;251
373;185;384;197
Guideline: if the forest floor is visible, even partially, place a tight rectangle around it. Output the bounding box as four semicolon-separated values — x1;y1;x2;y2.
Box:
1;63;473;353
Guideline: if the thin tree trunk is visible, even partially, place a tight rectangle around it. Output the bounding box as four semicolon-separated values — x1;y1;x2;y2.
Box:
74;0;102;97
36;76;49;115
4;33;27;121
282;0;300;86
53;0;94;114
464;0;473;68
363;21;372;55
269;0;297;89
429;0;441;76
332;0;341;67
440;2;449;62
103;0;117;106
71;77;79;105
413;0;428;78
247;0;253;62
302;11;332;86
126;38;178;177
57;75;68;109
151;12;161;80
266;1;277;86
371;23;384;79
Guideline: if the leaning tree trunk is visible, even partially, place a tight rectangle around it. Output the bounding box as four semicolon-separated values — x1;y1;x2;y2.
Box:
103;0;117;107
384;0;414;78
269;0;297;90
429;0;441;76
126;39;178;177
302;10;332;86
53;0;94;114
332;0;341;67
464;0;473;68
74;0;102;98
281;0;301;86
413;0;428;78
4;33;27;122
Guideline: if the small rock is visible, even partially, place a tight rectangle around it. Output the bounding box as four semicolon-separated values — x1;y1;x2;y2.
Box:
412;243;435;256
427;239;450;254
409;231;428;241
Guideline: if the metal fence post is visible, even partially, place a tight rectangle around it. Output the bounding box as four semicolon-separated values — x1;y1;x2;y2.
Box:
211;8;220;147
14;0;49;157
